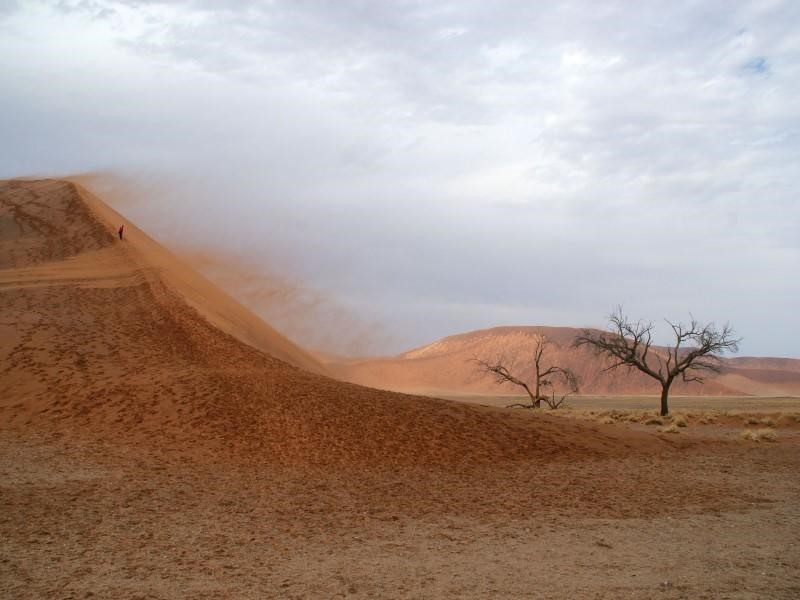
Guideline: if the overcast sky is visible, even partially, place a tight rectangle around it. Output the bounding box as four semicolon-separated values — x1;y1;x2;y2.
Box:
1;0;798;357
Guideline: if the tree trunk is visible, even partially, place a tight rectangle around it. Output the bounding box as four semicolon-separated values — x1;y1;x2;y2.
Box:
522;384;538;408
659;383;671;416
533;375;543;408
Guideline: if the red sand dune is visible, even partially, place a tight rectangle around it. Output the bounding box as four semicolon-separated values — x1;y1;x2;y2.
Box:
328;326;800;397
0;179;677;467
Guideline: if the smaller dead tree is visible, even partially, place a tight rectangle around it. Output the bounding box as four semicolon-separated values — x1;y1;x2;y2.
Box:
574;307;740;416
473;334;578;409
541;387;575;410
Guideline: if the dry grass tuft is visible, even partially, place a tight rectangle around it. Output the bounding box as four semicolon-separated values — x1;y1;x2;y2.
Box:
757;428;778;441
658;423;680;434
606;410;628;421
558;409;596;422
644;417;663;426
744;416;760;425
598;416;615;425
698;413;717;425
759;417;776;427
776;413;800;427
740;428;778;442
673;416;688;428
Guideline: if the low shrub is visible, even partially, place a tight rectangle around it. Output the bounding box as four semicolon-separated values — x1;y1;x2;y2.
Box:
757;428;778;441
740;428;777;442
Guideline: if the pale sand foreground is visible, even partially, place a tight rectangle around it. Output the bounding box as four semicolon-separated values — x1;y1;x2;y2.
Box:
1;179;799;598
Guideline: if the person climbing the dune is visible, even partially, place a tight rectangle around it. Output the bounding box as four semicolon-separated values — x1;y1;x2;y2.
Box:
118;224;124;240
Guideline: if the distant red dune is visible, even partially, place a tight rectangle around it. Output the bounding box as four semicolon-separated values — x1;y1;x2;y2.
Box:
326;326;800;398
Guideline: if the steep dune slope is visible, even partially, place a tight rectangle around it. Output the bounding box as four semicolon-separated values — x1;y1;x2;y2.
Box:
76;180;328;375
0;179;669;466
330;326;800;397
2;178;324;373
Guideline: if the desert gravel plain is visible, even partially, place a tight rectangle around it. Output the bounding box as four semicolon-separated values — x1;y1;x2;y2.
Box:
1;179;799;599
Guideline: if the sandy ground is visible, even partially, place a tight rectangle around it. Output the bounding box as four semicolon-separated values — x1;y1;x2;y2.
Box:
2;179;799;598
2;428;799;599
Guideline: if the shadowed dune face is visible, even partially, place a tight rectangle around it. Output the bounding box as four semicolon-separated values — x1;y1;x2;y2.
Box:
0;179;675;468
329;326;800;397
0;179;115;268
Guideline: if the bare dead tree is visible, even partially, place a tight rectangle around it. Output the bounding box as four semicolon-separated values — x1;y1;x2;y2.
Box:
573;307;740;416
541;386;576;410
473;334;579;409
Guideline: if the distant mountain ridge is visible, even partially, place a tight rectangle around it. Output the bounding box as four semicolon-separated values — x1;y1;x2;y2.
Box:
327;326;800;397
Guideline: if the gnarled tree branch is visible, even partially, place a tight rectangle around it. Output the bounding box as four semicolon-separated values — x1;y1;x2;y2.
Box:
574;307;740;415
473;332;579;409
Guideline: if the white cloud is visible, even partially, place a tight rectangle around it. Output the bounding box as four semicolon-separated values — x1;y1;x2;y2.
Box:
1;0;798;356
